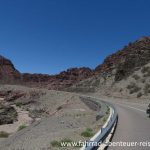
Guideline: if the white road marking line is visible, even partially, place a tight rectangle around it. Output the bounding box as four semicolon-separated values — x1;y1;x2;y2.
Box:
116;103;146;112
83;95;146;113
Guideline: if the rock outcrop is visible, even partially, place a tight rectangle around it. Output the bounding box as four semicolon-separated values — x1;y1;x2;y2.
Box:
1;36;150;89
0;104;18;125
0;55;21;83
0;55;94;89
95;36;150;81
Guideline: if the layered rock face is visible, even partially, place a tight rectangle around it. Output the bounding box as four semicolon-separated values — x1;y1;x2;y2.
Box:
95;37;150;81
0;55;94;89
1;36;150;89
0;104;18;125
0;56;21;83
22;67;94;89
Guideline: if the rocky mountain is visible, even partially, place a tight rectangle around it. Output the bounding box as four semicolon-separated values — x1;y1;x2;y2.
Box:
22;67;94;89
0;55;21;83
1;36;150;95
95;36;150;80
68;36;150;99
0;55;94;89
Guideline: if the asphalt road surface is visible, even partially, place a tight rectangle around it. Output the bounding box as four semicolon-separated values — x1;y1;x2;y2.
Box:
106;100;150;150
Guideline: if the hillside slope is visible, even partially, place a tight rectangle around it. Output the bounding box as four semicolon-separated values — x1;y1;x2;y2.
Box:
0;56;94;89
67;37;150;100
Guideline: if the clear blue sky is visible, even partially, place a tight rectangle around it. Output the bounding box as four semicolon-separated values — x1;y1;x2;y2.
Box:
0;0;150;74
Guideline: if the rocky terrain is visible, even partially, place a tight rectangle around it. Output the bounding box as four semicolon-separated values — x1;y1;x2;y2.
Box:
67;37;150;102
1;37;150;94
0;55;94;89
0;85;108;150
1;36;150;149
0;56;21;84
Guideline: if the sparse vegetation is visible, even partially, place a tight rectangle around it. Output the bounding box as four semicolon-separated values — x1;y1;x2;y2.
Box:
143;71;150;77
81;128;94;137
141;78;145;83
51;140;61;147
137;92;142;98
144;84;150;95
141;66;150;77
106;106;110;115
127;82;136;89
141;66;150;73
119;88;123;92
102;116;107;123
51;138;74;147
132;74;140;80
0;131;9;138
18;124;27;131
57;106;62;111
127;82;141;94
15;102;23;107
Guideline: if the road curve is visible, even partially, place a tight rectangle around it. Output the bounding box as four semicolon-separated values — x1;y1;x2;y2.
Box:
106;101;150;150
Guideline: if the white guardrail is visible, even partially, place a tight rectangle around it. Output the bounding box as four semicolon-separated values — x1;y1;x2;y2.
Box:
79;96;118;150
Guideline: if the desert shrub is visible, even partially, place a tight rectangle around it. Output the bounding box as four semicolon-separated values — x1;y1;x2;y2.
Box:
102;116;107;123
106;106;110;115
129;87;141;94
18;124;27;131
0;131;9;138
132;74;140;80
127;82;141;94
51;138;73;147
57;106;62;111
127;82;136;89
81;128;94;137
143;70;150;77
141;66;150;73
15;102;23;107
137;92;142;98
144;84;150;94
51;140;61;147
141;78;146;83
119;88;123;92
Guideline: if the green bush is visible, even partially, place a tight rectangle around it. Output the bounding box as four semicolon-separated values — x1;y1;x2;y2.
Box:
51;140;61;147
0;131;9;138
18;124;27;131
51;138;73;147
15;102;23;107
106;107;110;115
81;128;94;137
103;117;107;123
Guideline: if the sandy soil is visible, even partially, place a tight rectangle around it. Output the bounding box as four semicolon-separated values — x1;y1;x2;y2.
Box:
0;85;108;150
0;104;33;133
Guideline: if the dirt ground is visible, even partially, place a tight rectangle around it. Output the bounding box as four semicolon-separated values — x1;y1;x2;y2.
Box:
0;85;108;150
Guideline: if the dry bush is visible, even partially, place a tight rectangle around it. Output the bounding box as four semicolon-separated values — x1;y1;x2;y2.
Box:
141;78;145;83
137;92;142;98
141;66;150;73
132;74;140;80
144;84;150;94
127;82;141;94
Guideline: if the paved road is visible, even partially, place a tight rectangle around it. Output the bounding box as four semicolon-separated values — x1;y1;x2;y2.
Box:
106;100;150;150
